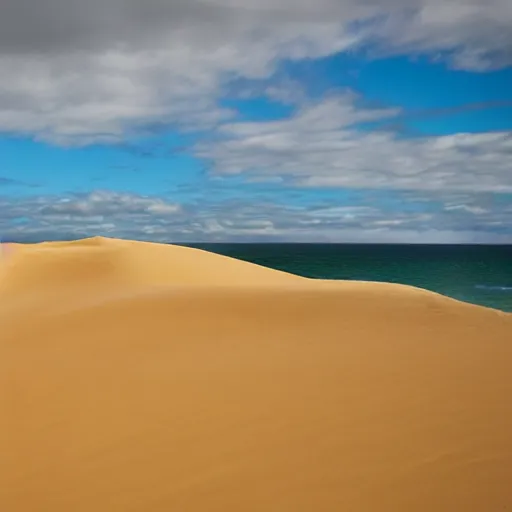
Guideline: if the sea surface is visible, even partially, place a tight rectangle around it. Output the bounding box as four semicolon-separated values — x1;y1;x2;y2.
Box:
188;244;512;312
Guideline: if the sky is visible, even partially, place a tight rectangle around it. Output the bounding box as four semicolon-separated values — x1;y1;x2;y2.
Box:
0;0;511;243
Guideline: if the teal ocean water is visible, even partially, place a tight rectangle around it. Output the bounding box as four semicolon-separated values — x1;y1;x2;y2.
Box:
189;244;512;312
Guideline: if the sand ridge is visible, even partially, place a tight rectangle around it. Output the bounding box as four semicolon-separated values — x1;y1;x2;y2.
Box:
1;237;511;511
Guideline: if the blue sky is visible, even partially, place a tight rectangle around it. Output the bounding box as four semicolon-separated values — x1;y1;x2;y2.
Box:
0;0;511;243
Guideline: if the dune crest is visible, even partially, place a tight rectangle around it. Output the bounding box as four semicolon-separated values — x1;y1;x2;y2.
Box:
1;237;511;511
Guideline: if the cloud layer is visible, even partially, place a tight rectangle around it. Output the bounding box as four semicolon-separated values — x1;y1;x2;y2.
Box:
196;93;512;192
2;189;510;243
0;0;511;144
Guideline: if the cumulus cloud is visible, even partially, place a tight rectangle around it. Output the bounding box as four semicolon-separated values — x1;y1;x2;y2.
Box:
1;189;510;243
0;0;511;144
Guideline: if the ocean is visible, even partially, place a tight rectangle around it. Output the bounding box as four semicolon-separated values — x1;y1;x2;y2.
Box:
188;244;512;312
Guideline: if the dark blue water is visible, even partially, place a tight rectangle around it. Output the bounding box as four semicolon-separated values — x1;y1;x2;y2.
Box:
188;244;512;312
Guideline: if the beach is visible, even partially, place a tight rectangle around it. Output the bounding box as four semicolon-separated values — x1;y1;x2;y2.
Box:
1;236;511;511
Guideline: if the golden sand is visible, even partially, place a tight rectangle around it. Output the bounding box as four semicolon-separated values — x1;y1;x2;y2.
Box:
1;237;511;511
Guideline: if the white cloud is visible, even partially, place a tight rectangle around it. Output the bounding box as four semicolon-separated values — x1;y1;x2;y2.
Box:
39;190;182;217
444;204;488;214
195;92;512;192
1;189;510;243
369;0;512;71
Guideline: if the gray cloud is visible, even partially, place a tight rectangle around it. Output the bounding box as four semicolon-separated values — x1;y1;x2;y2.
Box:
0;0;511;145
1;189;510;243
1;0;511;61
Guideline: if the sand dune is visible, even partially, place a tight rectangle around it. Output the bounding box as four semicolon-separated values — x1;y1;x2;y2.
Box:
1;237;511;511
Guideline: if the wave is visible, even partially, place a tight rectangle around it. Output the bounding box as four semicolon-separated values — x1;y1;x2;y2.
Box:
475;285;512;292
